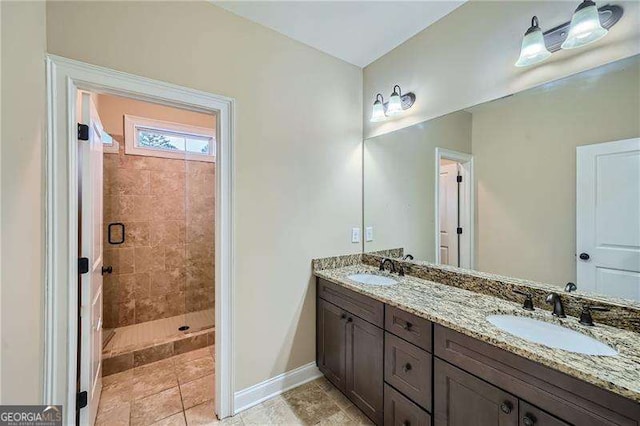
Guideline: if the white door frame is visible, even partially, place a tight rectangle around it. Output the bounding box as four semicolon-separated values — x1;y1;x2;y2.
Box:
44;55;235;424
434;148;474;269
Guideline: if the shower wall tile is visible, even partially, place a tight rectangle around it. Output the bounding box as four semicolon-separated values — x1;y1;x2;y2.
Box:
103;138;215;328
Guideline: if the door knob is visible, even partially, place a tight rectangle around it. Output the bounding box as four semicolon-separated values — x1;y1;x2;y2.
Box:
101;266;113;275
579;252;590;260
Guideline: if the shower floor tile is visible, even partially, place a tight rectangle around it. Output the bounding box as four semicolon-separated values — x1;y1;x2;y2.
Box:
104;309;214;358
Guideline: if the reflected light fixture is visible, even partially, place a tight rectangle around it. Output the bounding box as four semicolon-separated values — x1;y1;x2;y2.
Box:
561;0;608;49
386;85;404;116
370;94;386;122
515;16;552;67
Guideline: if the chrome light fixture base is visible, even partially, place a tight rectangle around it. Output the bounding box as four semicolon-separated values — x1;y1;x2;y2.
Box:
542;4;623;52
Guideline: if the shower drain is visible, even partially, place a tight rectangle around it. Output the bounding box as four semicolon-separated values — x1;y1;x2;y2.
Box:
178;325;190;331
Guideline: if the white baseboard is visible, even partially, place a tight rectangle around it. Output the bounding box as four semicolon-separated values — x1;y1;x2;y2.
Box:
233;362;322;414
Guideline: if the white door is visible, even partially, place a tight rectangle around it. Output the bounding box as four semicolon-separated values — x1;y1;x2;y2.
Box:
439;163;459;266
78;92;104;425
577;138;640;300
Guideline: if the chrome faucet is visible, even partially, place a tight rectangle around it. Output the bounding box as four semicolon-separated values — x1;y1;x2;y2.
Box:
545;293;566;318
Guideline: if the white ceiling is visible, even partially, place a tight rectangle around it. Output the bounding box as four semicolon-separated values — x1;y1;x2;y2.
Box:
213;1;466;67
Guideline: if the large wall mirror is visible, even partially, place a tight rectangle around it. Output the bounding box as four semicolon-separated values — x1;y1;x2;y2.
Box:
363;55;640;301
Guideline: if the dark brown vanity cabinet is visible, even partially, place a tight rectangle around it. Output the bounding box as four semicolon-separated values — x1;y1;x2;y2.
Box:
317;279;384;424
317;278;640;426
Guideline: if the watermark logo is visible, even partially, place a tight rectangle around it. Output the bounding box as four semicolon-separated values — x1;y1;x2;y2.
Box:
0;405;62;426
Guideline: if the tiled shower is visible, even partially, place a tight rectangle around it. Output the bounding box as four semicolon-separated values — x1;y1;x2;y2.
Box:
98;94;216;375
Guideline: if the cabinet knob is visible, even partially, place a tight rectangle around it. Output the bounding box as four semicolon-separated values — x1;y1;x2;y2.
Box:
347;317;353;323
341;314;347;319
402;421;411;426
523;415;536;426
499;402;512;414
402;322;413;331
101;265;113;275
403;363;412;373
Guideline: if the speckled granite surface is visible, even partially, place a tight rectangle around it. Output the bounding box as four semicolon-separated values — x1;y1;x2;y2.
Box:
361;253;640;332
313;263;640;403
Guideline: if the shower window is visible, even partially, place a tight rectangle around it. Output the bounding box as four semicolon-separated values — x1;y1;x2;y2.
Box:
124;114;216;162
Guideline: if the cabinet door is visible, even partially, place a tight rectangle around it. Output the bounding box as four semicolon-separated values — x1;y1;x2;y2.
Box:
434;359;518;426
519;402;569;426
346;314;384;425
317;299;346;391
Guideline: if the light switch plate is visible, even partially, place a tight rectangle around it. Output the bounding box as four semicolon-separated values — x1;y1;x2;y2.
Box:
365;226;373;242
351;227;361;243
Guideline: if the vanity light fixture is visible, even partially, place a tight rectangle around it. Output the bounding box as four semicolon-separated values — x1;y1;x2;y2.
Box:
515;2;623;67
562;0;609;49
369;85;416;122
370;94;386;122
386;85;404;116
515;16;552;67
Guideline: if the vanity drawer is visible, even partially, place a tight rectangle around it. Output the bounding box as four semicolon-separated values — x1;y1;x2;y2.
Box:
384;383;432;426
384;332;432;411
385;305;432;352
317;278;384;327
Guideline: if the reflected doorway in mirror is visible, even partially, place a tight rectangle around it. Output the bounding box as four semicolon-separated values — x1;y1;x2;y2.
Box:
435;148;474;269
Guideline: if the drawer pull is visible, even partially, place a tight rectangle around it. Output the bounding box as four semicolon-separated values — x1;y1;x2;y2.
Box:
403;363;412;373
402;322;413;331
500;402;512;414
522;415;536;426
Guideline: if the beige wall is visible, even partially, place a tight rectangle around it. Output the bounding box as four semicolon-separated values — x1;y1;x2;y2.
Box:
47;1;362;390
471;59;640;285
364;0;640;139
97;94;215;138
363;111;472;260
0;0;47;403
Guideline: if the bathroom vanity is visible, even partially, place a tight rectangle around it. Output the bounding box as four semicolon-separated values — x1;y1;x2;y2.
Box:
314;264;640;426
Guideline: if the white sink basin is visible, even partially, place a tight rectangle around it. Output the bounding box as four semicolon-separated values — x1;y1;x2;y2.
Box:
347;273;398;286
487;315;617;356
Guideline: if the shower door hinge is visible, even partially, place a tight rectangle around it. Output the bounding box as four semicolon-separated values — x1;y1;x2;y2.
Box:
77;123;89;141
457;227;463;235
77;390;88;409
78;257;89;274
456;175;462;183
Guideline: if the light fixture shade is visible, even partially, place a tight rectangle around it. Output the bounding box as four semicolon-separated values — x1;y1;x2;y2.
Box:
370;94;386;122
386;86;403;116
561;0;608;49
515;17;551;67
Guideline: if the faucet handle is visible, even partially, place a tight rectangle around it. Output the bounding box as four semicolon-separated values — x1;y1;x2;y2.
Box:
513;289;534;311
579;305;610;326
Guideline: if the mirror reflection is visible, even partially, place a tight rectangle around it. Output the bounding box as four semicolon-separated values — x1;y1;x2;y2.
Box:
363;55;640;301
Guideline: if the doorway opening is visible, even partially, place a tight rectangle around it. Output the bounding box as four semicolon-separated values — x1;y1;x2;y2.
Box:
45;56;234;425
435;148;474;269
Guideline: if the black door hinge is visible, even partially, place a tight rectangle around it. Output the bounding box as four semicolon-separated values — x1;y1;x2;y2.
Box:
77;123;89;141
77;390;88;409
78;257;89;274
457;227;463;235
456;175;462;183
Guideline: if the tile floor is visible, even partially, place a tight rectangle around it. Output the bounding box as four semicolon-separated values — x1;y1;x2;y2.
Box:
104;309;215;356
98;346;372;425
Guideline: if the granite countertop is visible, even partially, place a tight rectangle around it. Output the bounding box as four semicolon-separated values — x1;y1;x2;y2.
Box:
314;264;640;403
